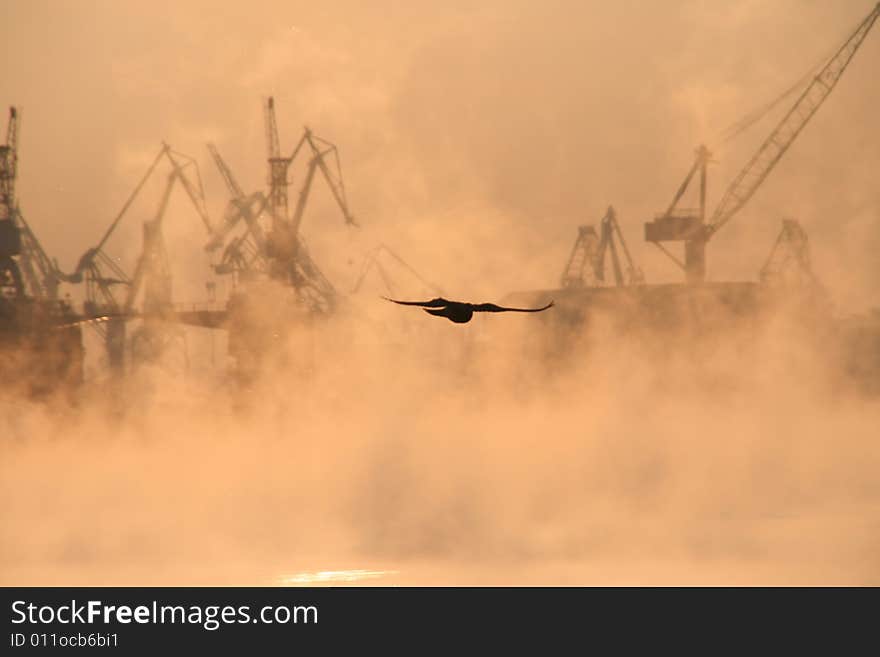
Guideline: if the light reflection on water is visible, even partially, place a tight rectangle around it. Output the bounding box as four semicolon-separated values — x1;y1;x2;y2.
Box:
278;569;399;586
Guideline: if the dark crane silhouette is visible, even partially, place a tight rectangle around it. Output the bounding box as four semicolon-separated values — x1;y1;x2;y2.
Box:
383;296;553;324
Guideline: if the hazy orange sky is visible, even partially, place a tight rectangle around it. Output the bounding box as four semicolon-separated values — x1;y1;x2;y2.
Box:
1;0;877;310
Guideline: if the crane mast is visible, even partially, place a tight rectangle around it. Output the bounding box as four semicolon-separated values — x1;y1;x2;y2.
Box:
646;2;879;283
0;107;22;297
265;96;292;224
0;107;17;216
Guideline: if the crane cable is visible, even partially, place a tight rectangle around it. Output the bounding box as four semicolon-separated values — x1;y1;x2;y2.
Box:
713;12;866;148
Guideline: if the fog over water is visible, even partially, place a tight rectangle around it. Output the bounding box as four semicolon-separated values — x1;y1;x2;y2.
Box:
1;0;878;585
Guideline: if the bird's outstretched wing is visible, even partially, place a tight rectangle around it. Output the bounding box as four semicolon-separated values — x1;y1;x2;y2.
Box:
382;296;450;308
472;301;554;313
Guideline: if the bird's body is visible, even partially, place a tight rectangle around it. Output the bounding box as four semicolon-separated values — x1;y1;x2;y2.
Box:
383;296;553;324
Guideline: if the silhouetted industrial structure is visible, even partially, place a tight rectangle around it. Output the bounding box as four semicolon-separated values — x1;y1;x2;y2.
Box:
644;3;879;283
503;2;879;385
0;107;83;396
560;206;644;289
191;97;361;379
2;3;879;398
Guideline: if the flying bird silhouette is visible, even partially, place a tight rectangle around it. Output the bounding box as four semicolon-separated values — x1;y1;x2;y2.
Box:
383;296;554;324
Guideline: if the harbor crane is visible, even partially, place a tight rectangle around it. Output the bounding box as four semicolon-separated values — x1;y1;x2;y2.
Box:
560;206;644;288
351;243;443;297
645;2;879;283
759;218;821;289
60;144;212;371
204;97;357;314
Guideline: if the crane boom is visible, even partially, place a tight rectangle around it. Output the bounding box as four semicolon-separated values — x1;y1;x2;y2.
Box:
162;145;213;233
95;146;165;252
289;156;320;238
707;2;880;236
207;143;245;199
206;143;268;252
303;130;357;226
